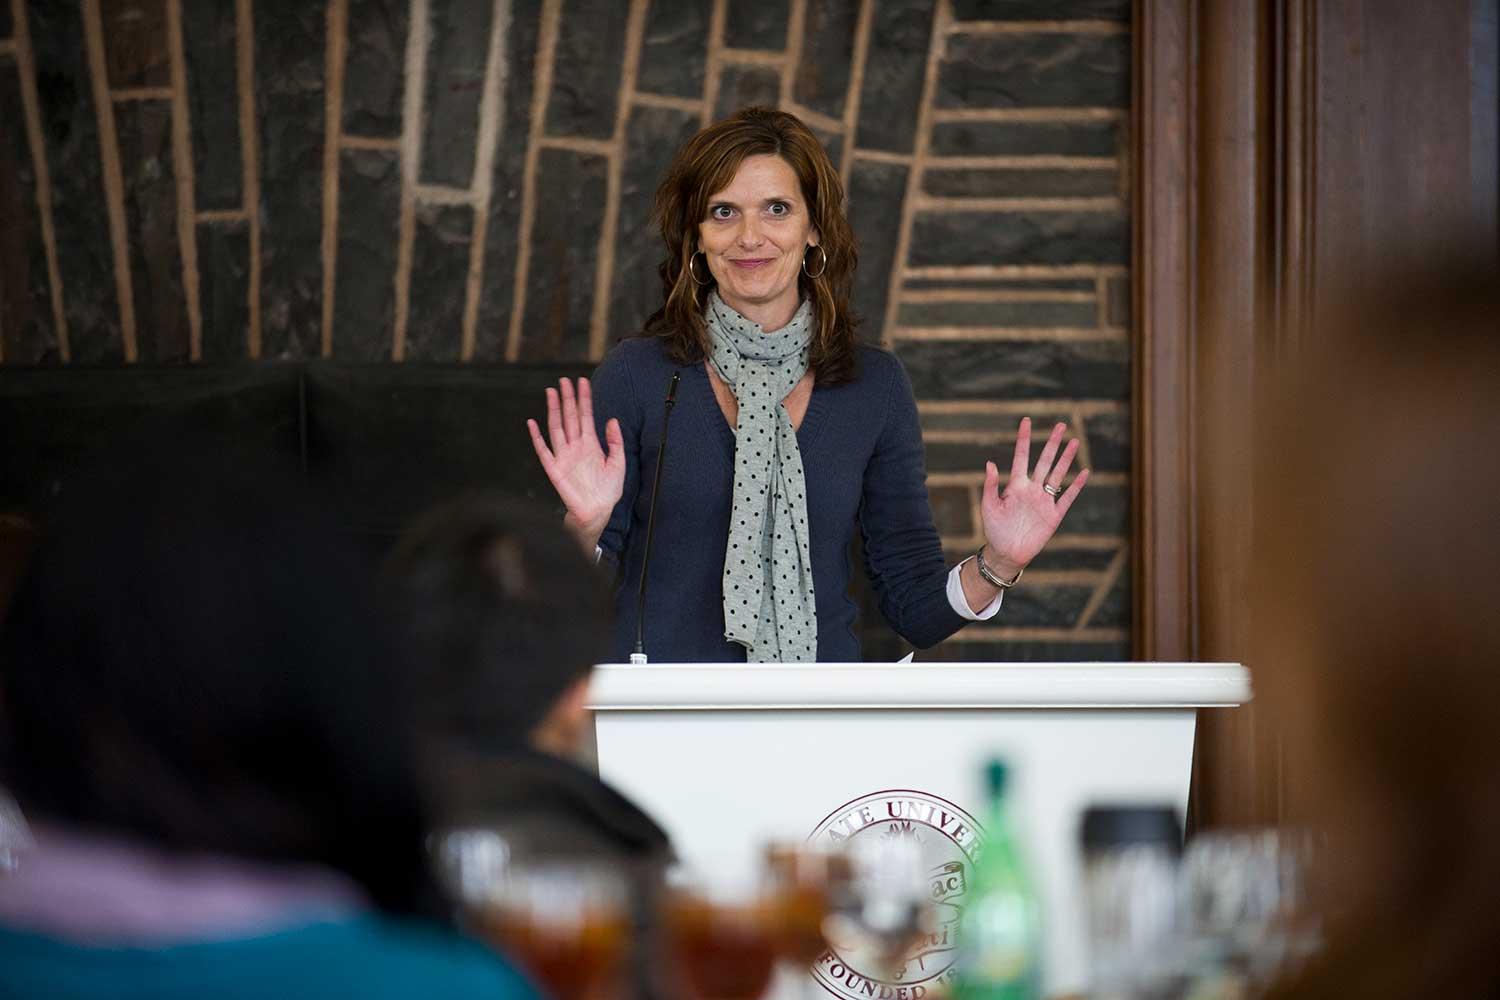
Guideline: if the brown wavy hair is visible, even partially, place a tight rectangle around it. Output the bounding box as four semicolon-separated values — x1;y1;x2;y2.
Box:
642;106;860;383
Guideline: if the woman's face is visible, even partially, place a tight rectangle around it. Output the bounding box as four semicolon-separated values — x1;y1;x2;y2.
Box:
697;154;818;326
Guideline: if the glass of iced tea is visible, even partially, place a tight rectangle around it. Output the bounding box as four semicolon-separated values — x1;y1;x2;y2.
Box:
432;830;631;1000
476;864;630;1000
762;842;852;965
664;868;780;1000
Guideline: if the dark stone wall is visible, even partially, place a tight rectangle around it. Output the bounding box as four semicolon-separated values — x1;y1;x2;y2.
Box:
0;0;1132;662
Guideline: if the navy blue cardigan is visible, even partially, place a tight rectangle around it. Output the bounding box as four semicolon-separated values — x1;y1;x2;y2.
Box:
591;336;967;663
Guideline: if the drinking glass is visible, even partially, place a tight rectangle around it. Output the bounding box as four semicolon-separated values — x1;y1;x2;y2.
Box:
1178;828;1322;995
762;842;852;964
664;865;780;1000
818;833;934;983
433;829;631;1000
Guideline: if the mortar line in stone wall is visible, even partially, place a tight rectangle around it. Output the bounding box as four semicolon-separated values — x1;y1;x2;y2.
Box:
588;0;647;361
929;107;1124;123
923;426;1098;448
922;429;1027;445
392;0;433;362
719;48;785;68
926;155;1117;170
950;626;1129;643
1073;545;1128;630
942;530;1125;550
946;20;1128;35
534;136;615;156
883;0;946;351
631;92;703;114
82;0;138;361
460;0;510;362
236;0;262;358
884;3;956;347
919;398;1129;415
889;326;1127;342
10;0;69;361
850;148;912;166
700;0;727;128
904;264;1127;279
927;470;1126;488
913;195;1123;212
778;0;806;107
339;134;401;150
110;87;175;101
166;0;203;360
196;209;248;223
1069;405;1094;469
837;0;875;196
414;184;478;206
901;288;1095;304
782;101;841;135
983;568;1111;589
505;0;561;361
319;0;347;358
1044;534;1126;549
961;482;980;558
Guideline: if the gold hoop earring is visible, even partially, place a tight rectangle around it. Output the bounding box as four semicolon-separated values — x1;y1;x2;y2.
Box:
802;245;828;279
689;250;713;286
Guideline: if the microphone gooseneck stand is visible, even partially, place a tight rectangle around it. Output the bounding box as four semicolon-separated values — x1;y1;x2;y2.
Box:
630;370;681;665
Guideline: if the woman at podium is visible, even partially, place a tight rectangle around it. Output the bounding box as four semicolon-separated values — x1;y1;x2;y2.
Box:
527;107;1087;664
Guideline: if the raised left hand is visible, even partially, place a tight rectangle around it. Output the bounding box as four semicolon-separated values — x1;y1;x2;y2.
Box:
979;417;1089;580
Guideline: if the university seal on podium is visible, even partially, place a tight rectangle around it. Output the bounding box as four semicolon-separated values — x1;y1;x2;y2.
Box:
807;789;985;999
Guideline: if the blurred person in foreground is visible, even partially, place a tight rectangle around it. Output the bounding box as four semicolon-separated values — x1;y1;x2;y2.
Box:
383;494;670;865
0;449;539;999
1255;245;1500;999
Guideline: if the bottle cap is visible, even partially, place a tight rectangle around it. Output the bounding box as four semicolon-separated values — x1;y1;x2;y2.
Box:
1080;805;1182;854
986;759;1008;797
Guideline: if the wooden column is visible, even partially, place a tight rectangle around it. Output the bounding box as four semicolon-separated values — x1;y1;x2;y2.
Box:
1133;0;1280;830
1133;0;1499;830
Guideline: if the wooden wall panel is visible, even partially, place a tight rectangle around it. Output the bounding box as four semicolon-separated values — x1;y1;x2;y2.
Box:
1132;0;1498;830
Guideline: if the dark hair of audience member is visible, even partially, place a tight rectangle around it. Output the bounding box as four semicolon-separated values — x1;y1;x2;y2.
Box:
382;495;613;751
0;444;431;913
1255;246;1500;999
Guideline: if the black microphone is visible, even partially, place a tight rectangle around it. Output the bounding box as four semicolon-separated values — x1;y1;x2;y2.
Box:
631;370;681;664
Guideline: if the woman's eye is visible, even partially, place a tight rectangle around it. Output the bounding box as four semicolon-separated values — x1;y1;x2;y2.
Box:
710;205;734;220
767;202;789;217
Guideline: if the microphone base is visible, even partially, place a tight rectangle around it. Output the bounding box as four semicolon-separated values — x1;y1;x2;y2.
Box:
628;652;648;665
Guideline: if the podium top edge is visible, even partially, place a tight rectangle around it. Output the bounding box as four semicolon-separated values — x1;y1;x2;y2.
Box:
586;662;1252;710
592;661;1246;669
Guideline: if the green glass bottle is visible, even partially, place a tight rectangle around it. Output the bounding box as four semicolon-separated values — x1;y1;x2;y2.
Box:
953;760;1042;1000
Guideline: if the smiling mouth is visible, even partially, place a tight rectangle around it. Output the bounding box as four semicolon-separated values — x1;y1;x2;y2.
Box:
728;258;774;269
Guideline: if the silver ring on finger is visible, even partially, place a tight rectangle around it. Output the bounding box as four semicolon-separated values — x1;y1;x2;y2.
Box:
1043;482;1064;499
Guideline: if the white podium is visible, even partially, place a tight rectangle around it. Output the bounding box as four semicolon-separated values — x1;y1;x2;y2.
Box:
589;662;1250;999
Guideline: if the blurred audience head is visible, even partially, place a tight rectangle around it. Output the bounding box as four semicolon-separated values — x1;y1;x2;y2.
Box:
1255;240;1500;997
383;495;613;758
0;442;429;912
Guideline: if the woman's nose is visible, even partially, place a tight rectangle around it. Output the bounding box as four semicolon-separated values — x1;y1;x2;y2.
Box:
737;218;763;247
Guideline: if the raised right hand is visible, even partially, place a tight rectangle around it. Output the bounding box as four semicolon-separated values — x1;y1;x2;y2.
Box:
526;376;625;552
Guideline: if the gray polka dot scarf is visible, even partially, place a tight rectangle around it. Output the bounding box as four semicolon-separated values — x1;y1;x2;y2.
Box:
705;292;818;663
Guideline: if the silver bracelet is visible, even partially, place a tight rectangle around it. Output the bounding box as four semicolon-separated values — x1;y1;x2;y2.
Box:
976;546;1023;589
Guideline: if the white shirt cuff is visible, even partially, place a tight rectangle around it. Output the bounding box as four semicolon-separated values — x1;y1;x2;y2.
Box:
947;557;1005;621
